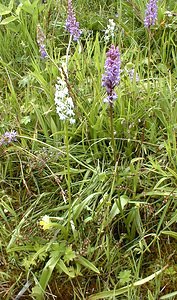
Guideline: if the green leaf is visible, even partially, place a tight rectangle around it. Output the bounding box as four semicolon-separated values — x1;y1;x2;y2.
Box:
0;16;18;25
88;266;167;299
161;231;177;240
76;256;100;274
22;256;37;270
50;242;66;258
0;0;14;15
118;270;132;285
7;207;34;250
109;195;129;221
63;246;76;264
20;116;31;125
160;291;177;299
148;290;154;300
58;259;76;278
33;106;49;139
3;21;20;32
8;0;14;11
32;286;43;299
72;192;101;221
32;255;60;300
20;0;40;14
88;285;130;300
40;256;60;289
16;3;22;15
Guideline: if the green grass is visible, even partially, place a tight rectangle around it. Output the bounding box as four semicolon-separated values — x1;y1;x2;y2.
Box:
1;0;177;299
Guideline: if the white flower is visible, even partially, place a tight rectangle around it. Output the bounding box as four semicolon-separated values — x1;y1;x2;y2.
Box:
54;77;75;124
70;118;75;124
104;19;116;42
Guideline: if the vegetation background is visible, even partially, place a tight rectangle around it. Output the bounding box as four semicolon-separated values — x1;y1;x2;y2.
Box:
1;0;177;299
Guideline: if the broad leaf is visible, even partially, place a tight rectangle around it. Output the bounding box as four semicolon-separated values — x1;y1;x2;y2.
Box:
0;0;14;15
0;16;17;25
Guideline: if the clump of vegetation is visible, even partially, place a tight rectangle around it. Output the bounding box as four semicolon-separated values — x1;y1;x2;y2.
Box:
1;0;177;299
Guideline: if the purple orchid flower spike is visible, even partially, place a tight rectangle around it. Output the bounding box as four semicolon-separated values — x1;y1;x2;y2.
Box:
37;24;47;59
102;45;121;104
66;0;81;41
144;0;158;28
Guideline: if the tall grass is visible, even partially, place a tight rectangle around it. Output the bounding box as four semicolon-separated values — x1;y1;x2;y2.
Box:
1;0;177;299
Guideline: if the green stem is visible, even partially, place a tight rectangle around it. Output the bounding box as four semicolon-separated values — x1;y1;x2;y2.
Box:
66;35;72;76
64;121;72;232
147;28;151;96
109;102;116;163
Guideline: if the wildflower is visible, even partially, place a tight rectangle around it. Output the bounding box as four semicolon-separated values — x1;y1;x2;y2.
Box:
102;45;121;104
37;24;47;58
0;130;17;146
165;11;173;18
54;77;75;124
144;0;158;28
66;0;81;41
128;69;140;82
39;215;52;230
104;19;116;42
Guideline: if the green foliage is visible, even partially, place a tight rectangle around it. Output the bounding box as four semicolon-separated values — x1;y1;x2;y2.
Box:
1;0;177;299
118;270;132;285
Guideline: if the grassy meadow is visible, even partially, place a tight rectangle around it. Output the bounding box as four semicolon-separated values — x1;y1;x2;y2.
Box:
1;0;177;299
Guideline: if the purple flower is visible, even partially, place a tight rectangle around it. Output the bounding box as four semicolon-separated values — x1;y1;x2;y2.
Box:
144;0;158;28
37;24;47;58
102;45;121;104
65;0;81;41
0;131;17;146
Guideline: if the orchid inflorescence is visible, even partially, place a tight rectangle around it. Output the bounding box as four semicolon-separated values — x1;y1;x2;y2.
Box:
54;77;75;124
102;45;121;104
104;19;116;42
0;130;17;146
144;0;158;28
65;0;81;41
37;24;47;58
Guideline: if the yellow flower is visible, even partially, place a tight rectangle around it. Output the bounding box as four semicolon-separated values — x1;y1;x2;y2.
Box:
39;215;52;230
